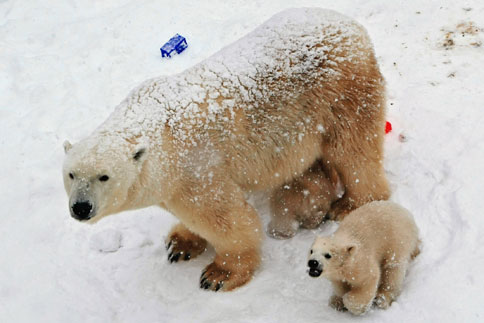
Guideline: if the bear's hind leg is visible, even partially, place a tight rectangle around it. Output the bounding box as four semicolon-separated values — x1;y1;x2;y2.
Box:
166;223;207;262
326;157;390;221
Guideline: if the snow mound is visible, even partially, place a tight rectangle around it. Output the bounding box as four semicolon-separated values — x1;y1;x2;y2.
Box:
89;229;123;253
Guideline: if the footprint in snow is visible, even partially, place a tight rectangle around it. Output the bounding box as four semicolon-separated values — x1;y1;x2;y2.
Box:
89;229;123;253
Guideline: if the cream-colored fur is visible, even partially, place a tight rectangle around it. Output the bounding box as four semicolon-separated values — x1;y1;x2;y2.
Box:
268;163;344;239
63;8;389;292
308;201;420;315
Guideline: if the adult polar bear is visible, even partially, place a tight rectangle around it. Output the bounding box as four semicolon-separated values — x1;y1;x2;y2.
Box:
63;8;389;291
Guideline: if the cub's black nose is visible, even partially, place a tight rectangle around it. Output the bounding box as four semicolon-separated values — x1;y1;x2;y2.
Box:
308;260;319;268
308;259;322;277
72;201;93;220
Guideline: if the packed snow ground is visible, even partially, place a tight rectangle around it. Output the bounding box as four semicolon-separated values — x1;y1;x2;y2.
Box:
1;1;484;322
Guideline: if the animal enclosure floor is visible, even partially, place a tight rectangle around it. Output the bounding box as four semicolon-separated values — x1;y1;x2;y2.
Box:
1;1;483;322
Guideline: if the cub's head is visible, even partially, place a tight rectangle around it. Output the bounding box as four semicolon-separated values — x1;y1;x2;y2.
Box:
307;236;357;279
62;135;148;222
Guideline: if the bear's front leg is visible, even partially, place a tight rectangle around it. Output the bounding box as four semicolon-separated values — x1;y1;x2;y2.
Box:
200;247;260;291
329;295;346;312
375;262;409;309
342;273;379;315
167;178;263;291
198;196;262;291
166;223;207;262
329;280;350;311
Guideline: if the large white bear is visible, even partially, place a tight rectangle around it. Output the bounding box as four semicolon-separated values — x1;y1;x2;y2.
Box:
63;8;389;291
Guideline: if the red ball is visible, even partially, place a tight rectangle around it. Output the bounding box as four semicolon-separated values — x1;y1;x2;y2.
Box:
385;121;392;134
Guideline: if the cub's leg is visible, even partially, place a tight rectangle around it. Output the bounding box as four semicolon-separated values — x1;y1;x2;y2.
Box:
268;162;343;239
375;262;408;309
165;223;207;262
299;164;344;228
167;177;262;292
343;268;380;315
329;280;350;311
267;186;301;239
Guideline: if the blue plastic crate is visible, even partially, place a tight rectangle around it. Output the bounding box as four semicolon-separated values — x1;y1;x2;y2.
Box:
160;34;188;58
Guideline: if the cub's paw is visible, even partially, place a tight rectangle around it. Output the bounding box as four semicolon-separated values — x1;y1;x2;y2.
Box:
299;211;326;229
342;294;371;316
329;295;347;312
374;292;393;309
327;200;353;221
166;232;207;263
267;219;298;240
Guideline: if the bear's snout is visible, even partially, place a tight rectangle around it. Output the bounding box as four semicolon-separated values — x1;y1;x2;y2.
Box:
308;259;322;277
71;201;93;221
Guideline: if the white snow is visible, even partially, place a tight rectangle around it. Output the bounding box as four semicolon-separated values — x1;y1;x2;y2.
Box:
89;229;123;253
1;1;484;322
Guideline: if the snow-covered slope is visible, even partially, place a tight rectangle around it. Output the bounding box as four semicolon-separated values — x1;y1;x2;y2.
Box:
1;1;483;322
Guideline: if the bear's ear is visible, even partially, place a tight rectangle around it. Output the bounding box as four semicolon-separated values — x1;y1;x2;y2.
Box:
63;140;73;154
345;243;358;256
132;146;148;163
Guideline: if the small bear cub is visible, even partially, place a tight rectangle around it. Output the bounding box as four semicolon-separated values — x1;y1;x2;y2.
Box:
308;201;420;315
268;163;344;239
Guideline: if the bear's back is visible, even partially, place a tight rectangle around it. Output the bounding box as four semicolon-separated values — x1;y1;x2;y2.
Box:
338;201;419;260
99;8;370;142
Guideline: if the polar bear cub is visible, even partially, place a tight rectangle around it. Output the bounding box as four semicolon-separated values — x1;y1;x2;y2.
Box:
308;201;420;315
268;163;344;239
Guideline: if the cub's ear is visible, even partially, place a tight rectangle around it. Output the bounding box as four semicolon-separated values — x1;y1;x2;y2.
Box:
328;166;345;198
345;243;358;256
132;145;148;163
63;140;73;154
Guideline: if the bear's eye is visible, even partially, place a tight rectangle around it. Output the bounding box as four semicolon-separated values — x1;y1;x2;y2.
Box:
324;253;332;259
310;249;313;254
99;175;109;182
69;173;74;179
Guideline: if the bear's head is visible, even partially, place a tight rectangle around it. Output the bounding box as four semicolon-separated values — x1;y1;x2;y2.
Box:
62;134;148;222
307;235;358;280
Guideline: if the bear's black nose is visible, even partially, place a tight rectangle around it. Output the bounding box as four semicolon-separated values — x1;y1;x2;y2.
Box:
308;259;322;277
308;259;319;268
72;201;93;220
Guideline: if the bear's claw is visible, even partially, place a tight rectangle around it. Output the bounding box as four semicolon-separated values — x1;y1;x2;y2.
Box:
168;251;182;263
329;295;347;312
200;263;231;292
199;276;223;291
165;231;207;263
374;293;392;309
